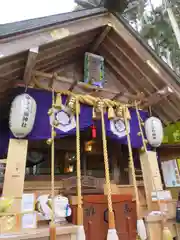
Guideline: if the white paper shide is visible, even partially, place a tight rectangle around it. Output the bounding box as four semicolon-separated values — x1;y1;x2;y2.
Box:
9;93;37;138
145;117;163;147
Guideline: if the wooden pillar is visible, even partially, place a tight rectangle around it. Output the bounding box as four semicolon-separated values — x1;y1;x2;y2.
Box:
140;150;163;210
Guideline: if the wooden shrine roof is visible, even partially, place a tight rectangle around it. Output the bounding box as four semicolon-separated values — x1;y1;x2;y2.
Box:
1;7;180;125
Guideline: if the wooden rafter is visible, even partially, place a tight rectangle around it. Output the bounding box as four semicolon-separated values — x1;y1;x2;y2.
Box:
23;47;39;85
141;86;173;108
90;24;112;52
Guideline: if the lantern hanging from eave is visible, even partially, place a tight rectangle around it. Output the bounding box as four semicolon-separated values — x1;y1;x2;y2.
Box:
9;93;37;138
144;116;164;147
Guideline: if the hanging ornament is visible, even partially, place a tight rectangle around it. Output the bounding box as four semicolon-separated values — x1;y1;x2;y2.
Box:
9;93;37;138
91;124;97;139
144;116;163;147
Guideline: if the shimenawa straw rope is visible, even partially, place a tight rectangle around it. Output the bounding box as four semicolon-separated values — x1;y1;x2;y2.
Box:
100;100;119;240
49;88;56;240
75;98;86;240
123;106;147;240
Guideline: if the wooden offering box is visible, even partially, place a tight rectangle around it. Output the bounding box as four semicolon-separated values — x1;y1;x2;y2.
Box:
69;194;137;240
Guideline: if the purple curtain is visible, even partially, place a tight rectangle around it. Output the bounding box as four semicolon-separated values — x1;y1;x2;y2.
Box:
97;108;148;148
0;87;149;157
0;119;10;158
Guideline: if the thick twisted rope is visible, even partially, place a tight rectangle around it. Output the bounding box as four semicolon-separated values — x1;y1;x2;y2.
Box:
76;98;83;226
135;101;161;210
123;107;141;219
51;89;55;224
49;89;56;240
100;101;115;229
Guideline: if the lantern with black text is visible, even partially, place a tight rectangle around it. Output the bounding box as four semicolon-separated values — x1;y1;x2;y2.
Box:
9;93;37;138
144;116;163;147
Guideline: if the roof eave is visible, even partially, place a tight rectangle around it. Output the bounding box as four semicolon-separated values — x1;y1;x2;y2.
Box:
0;7;108;40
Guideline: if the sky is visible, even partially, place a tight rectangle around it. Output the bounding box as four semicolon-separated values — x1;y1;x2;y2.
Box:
0;0;162;24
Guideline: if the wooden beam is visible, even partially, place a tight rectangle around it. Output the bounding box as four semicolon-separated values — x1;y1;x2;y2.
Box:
33;70;141;101
23;47;39;85
141;86;173;108
90;24;112;52
0;15;109;58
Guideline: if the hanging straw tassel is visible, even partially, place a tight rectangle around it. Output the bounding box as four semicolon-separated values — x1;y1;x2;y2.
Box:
49;89;56;240
135;101;173;240
76;98;86;240
100;100;119;240
108;107;115;120
54;93;62;109
123;106;147;240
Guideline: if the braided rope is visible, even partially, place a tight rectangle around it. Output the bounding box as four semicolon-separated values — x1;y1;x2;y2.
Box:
51;89;55;224
135;101;161;211
76;98;83;226
123;106;141;219
100;100;115;229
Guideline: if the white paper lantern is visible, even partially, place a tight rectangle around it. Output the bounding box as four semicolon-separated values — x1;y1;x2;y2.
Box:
9;93;37;138
144;116;163;147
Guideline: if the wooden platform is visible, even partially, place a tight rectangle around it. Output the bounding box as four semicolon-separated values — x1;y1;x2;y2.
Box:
0;225;78;240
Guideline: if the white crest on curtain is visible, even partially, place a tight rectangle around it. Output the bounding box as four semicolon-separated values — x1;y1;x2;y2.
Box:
49;106;76;133
110;118;130;138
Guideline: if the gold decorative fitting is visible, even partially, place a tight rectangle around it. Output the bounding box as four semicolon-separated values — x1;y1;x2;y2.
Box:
144;139;148;144
46;138;53;145
140;147;145;152
48;108;53;116
141;122;145;126
53;120;59;126
68;96;76;112
137;132;141;136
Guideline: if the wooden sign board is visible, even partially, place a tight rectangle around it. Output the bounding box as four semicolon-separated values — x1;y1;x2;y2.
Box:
2;139;28;232
63;176;104;190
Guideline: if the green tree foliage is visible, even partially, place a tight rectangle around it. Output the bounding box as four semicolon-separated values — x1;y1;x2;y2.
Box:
139;1;180;75
75;0;180;75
